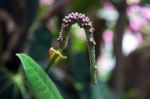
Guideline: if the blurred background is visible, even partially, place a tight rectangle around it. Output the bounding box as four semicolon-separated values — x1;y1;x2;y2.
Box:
0;0;150;99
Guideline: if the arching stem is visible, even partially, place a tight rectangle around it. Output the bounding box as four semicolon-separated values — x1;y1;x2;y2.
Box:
57;12;97;85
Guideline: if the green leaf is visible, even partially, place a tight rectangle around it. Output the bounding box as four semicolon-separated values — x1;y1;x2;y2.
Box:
16;53;63;99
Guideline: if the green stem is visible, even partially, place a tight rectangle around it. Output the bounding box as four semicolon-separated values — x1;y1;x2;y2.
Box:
58;26;97;84
86;30;97;85
19;84;28;99
57;12;97;84
45;49;63;73
45;61;54;73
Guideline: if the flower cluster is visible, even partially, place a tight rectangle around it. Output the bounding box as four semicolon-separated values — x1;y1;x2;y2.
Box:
62;12;94;32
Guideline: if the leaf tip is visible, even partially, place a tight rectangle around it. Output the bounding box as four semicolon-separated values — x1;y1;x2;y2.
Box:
16;53;28;61
16;53;26;57
16;53;20;57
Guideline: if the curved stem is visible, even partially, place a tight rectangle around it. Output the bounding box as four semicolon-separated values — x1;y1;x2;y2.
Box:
57;12;97;84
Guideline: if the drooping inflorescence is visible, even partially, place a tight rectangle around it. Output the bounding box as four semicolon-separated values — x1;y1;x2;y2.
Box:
57;12;97;84
62;12;94;33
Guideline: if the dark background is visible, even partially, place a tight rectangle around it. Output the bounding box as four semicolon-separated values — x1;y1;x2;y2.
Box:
0;0;150;99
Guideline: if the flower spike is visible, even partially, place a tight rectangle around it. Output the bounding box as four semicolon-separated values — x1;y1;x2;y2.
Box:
57;12;97;85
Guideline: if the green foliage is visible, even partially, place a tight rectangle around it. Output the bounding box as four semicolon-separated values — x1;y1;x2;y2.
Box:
71;0;100;11
141;0;150;3
16;54;63;99
70;24;86;53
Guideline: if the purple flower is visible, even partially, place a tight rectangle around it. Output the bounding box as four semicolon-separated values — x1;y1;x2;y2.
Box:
62;12;94;32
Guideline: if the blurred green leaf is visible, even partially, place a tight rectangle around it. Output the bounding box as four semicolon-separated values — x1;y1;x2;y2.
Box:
141;0;150;3
16;53;63;99
70;24;86;53
71;0;100;12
